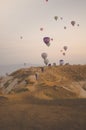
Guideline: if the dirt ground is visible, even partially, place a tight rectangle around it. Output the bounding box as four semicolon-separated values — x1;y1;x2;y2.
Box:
0;95;86;130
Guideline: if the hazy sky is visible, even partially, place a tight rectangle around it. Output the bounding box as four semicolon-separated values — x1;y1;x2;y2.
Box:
0;0;86;65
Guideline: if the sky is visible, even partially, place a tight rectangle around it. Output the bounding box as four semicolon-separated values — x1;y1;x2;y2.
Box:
0;0;86;65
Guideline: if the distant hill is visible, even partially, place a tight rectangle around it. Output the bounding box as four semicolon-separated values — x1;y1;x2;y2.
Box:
0;65;86;99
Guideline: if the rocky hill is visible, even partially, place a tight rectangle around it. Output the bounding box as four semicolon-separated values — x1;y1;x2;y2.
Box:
0;65;86;99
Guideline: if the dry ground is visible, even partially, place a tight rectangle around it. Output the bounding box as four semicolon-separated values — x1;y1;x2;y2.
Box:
0;93;86;130
0;65;86;130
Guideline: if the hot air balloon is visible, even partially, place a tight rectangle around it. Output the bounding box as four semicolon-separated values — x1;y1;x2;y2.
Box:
41;53;48;60
40;28;43;31
20;36;23;39
60;50;63;52
64;26;67;29
48;63;51;66
60;17;63;20
71;21;76;26
63;52;66;56
51;38;53;41
43;37;50;47
54;16;58;21
77;24;79;27
63;46;68;51
44;59;49;65
59;59;64;65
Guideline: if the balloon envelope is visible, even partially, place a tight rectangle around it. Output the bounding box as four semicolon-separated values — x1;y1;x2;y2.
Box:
63;46;68;51
54;16;58;21
40;28;43;31
64;26;67;29
41;53;48;60
63;52;65;56
60;17;63;20
60;50;63;52
71;21;75;26
51;38;53;41
44;59;49;65
43;37;50;46
20;36;23;39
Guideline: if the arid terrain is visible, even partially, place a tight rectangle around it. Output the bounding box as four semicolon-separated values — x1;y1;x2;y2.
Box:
0;65;86;130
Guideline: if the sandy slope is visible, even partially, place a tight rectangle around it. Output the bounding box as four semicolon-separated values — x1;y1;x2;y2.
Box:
0;65;86;99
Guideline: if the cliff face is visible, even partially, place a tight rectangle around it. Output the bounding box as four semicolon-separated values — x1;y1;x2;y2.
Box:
0;65;86;99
